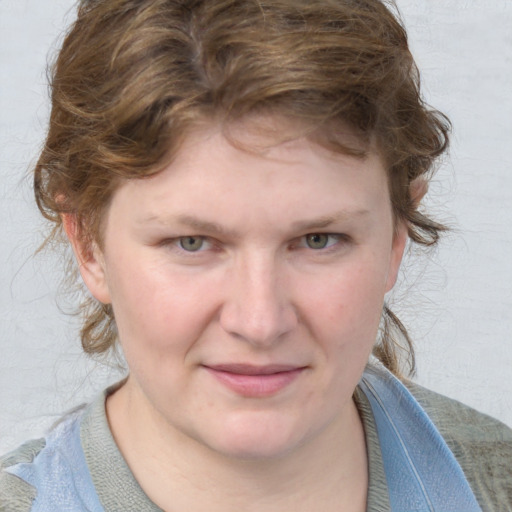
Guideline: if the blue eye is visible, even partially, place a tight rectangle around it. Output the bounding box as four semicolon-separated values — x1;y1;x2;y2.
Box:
179;236;205;252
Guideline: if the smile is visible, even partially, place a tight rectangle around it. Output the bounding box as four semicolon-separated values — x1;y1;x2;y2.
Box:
203;364;306;398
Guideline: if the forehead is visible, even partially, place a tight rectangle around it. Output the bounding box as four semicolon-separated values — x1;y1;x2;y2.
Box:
102;122;391;238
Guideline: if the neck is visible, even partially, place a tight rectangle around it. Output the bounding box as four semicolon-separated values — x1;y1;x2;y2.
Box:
107;381;368;512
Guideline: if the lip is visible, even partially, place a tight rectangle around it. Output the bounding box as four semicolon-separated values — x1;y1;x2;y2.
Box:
203;364;306;397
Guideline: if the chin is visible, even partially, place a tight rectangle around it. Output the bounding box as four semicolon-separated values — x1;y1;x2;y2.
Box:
200;413;307;460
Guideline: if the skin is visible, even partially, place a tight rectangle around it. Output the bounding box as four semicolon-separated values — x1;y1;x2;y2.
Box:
67;123;407;511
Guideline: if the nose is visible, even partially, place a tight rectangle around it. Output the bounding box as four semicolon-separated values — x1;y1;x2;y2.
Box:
219;253;298;347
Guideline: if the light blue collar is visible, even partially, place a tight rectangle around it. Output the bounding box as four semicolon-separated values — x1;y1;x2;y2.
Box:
6;408;104;512
359;363;482;512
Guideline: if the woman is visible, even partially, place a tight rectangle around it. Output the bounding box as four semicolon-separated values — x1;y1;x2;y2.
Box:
1;0;511;510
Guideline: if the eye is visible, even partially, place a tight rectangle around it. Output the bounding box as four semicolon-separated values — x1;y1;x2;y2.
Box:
178;236;207;252
304;233;340;250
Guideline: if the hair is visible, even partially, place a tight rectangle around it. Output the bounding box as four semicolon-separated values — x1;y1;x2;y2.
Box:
34;0;450;377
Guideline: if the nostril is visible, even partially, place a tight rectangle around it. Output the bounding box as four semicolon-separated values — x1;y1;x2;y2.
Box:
219;300;297;346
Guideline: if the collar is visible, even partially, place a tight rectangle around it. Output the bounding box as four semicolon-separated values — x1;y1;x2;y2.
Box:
359;363;482;512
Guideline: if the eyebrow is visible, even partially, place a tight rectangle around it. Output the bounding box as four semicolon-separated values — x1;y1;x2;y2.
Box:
139;210;370;236
139;214;239;238
291;210;370;232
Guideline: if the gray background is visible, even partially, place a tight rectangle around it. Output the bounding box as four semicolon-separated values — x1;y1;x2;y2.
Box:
1;0;511;453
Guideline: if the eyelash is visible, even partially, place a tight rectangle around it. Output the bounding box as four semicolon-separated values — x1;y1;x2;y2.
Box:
161;233;350;254
169;236;215;253
296;233;349;251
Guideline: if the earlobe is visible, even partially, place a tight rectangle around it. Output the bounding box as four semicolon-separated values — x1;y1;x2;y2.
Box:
385;221;408;293
61;214;111;304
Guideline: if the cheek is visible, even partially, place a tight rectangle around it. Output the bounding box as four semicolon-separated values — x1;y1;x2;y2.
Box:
106;260;219;357
298;258;388;348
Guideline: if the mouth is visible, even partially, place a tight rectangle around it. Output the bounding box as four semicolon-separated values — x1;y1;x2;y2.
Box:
203;364;307;397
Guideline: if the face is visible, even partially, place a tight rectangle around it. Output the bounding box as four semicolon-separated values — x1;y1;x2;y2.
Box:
76;123;406;460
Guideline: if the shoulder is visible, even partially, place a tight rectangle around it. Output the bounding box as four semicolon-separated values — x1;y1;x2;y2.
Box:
404;379;512;445
0;405;99;512
0;438;45;512
405;380;512;510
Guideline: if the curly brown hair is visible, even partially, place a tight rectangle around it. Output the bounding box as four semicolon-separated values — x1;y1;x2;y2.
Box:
34;0;450;376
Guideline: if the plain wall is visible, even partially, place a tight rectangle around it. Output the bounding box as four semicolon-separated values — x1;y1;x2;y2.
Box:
1;0;511;453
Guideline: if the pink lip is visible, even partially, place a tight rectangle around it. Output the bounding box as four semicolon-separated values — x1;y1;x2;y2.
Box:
204;364;306;397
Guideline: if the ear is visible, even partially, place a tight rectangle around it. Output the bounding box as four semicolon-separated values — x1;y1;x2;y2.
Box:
384;178;427;292
410;177;428;207
385;220;408;293
62;213;111;304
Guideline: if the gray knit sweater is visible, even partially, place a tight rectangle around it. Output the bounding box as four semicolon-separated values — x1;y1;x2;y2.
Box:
1;381;511;511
